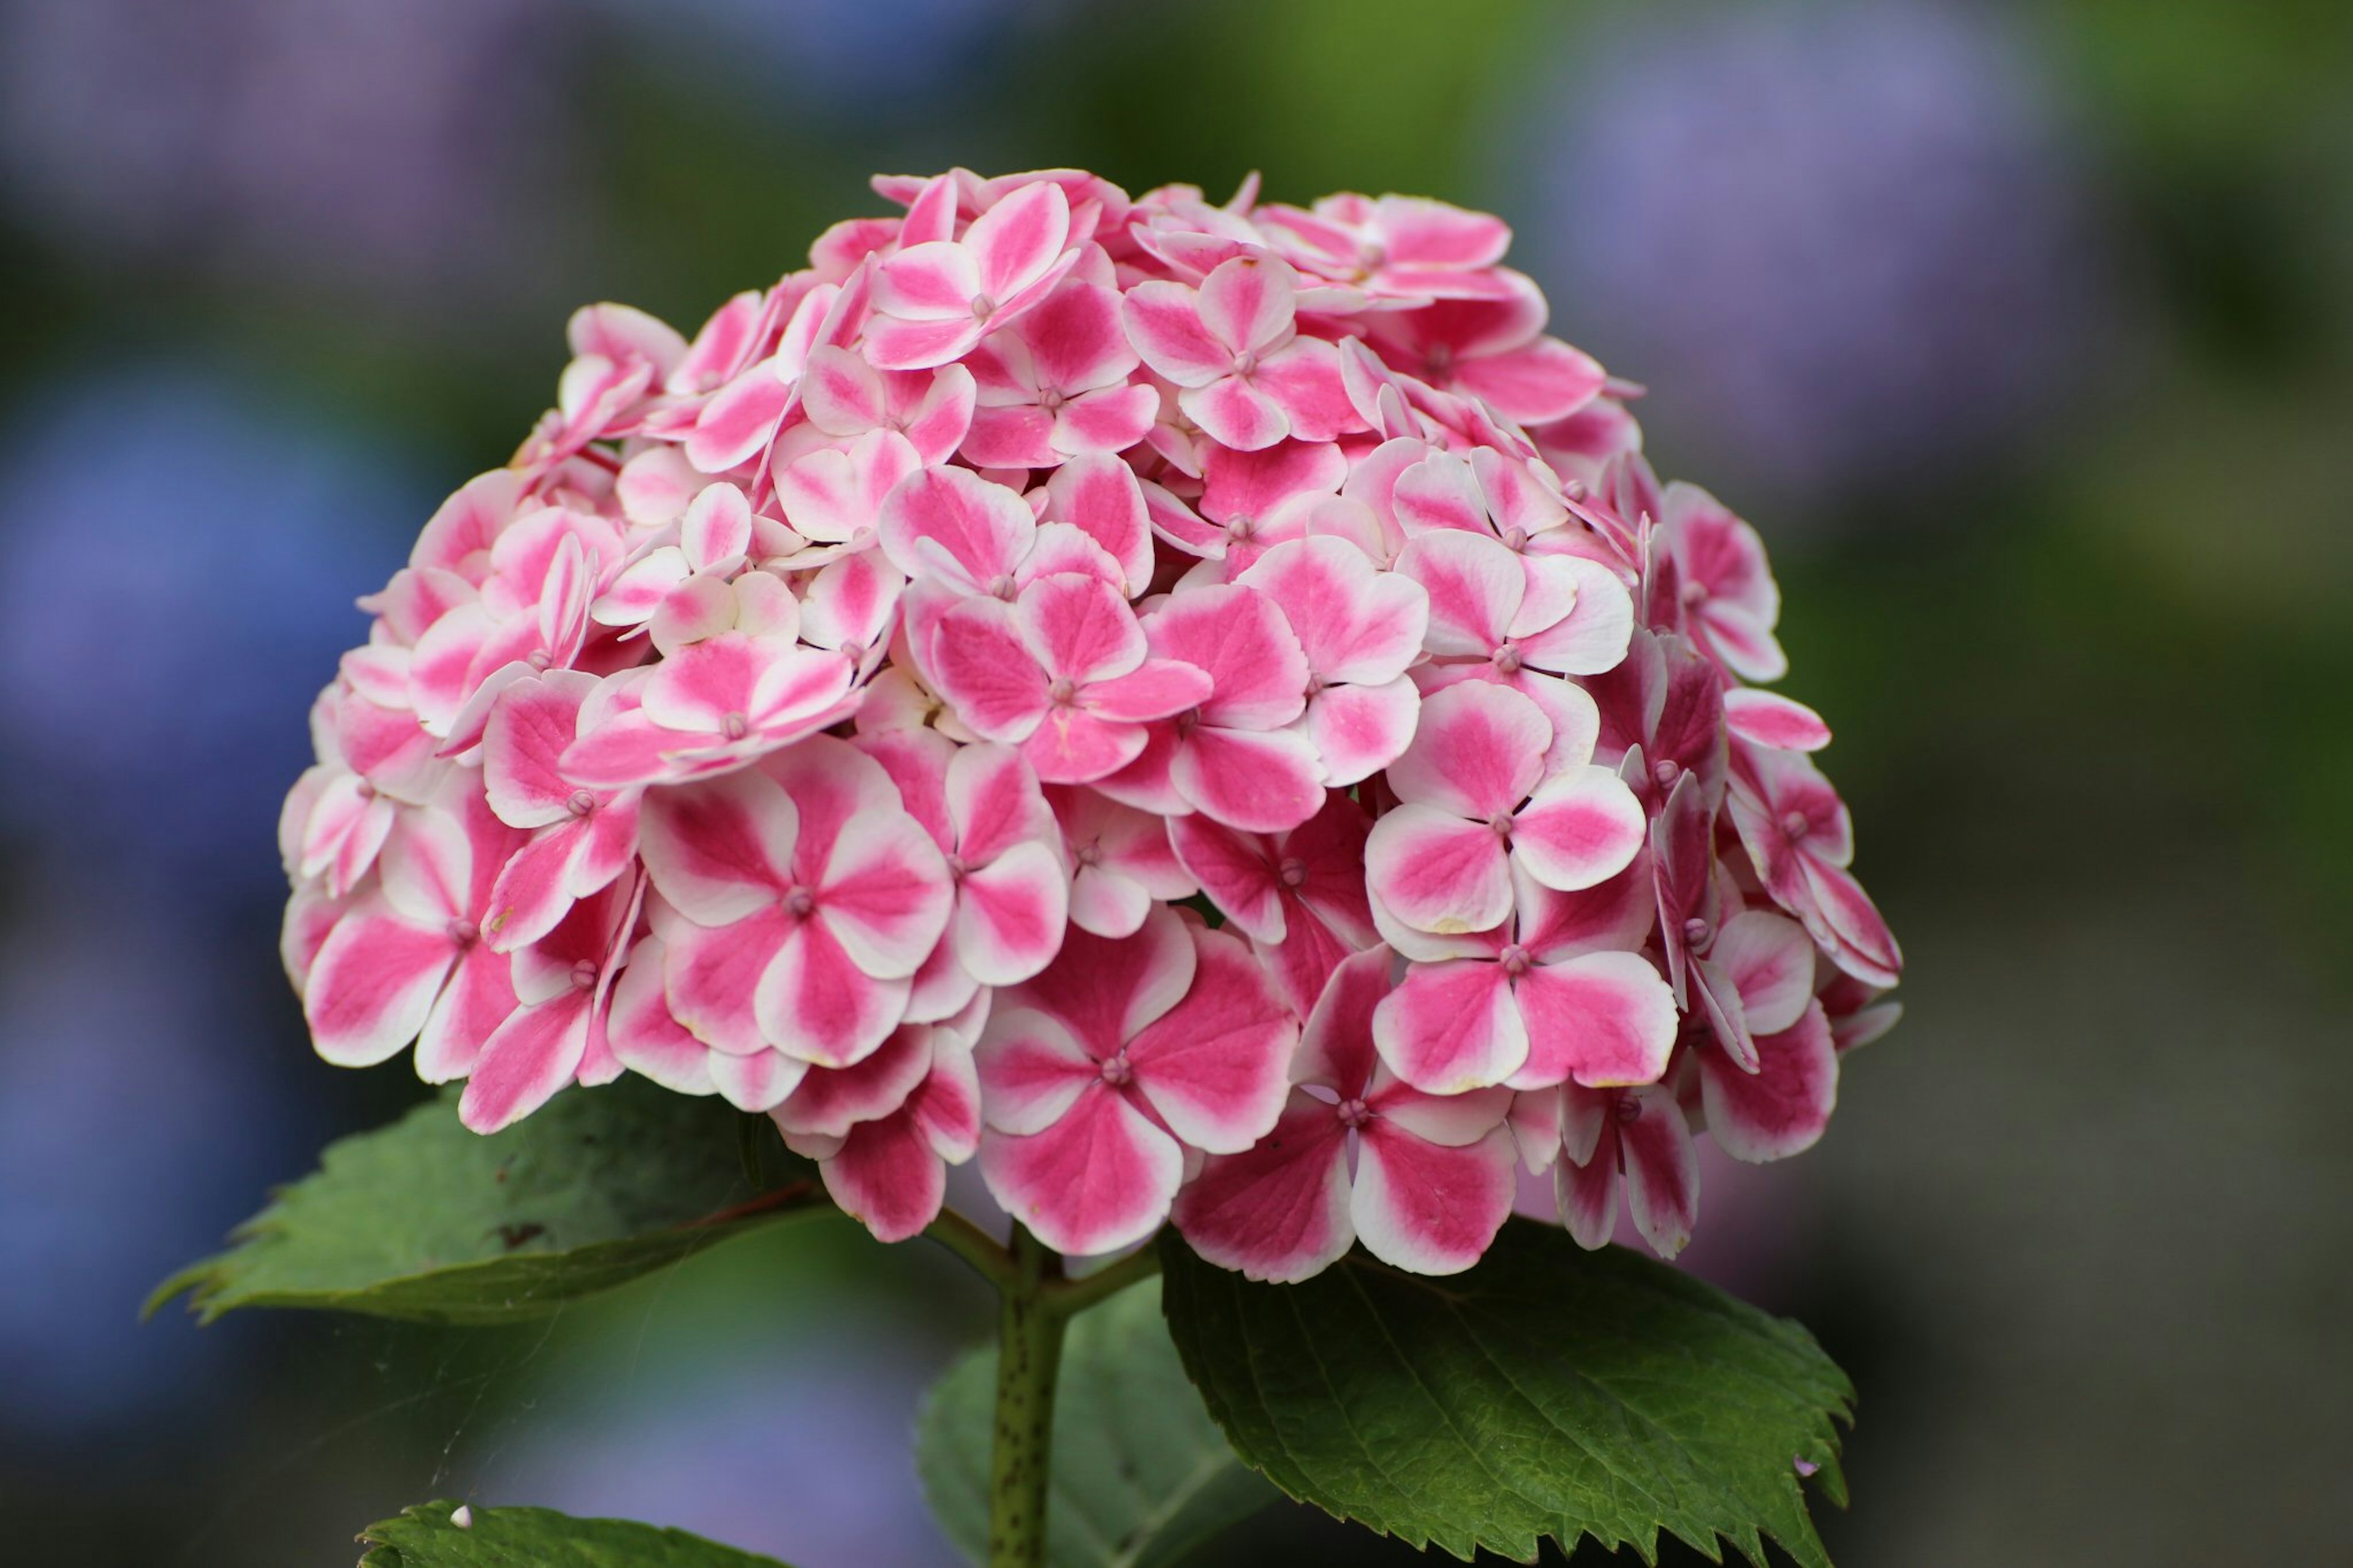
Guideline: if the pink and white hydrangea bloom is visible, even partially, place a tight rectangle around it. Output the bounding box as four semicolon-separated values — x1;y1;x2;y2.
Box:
278;167;1901;1272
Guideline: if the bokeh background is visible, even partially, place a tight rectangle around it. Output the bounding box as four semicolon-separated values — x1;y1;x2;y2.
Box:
2;1;2347;1562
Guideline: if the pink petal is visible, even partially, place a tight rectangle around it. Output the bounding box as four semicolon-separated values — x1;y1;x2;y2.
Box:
798;344;887;434
1556;1132;1624;1252
1019;278;1138;392
1710;910;1816;1036
974;1006;1099;1134
1068;862;1152;939
1013;905;1195;1058
1121;281;1229;387
1019;572;1148;685
1305;678;1420;787
1180;376;1291;452
979;1084;1183;1256
1142;585;1308;730
1372;960;1528;1094
820;1106;950;1241
755;922;908;1067
1023;707;1148;783
1291;943;1390;1094
952;841;1069;985
707;1047;810;1113
1397;529;1520;654
1384;681;1549;818
1251;341;1360;444
1052;382;1158;458
773;1023;935;1139
1702;1001;1838;1163
960;404;1059;469
303;905;455;1066
1723;689;1832;752
1515;557;1635;677
1619;1086;1700;1258
1449;337;1606;425
1236;537;1428;686
775;429;923;544
660;908;791;1058
687;365;792;473
1510;950;1678;1091
1041;452;1154;594
816;810;954;979
931;597;1051;741
681;481;754;569
1171;725;1326;834
898;363;979;465
636;770;798;925
1351;1123;1517;1274
964;180;1072;301
1801;858;1904;988
483;821;588;953
459;994;591;1132
878;464;1035;593
874;239;982;321
1080;658;1212;722
605;937;716;1095
1365;803;1513;936
1196;256;1295;354
864;312;985;373
1170;1093;1353;1282
1167;814;1285;943
1512;767;1646;893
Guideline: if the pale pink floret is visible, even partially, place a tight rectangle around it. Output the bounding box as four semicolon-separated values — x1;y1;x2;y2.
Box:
1110;584;1325;833
963;279;1158;468
1727;748;1903;989
855;730;1071;987
561;633;858;788
1175;946;1515;1281
774;1024;982;1241
1235;537;1429;786
1366;682;1645;942
1371;862;1676;1096
1534;1078;1702;1260
870;180;1083;370
301;790;525;1079
1169;791;1376;1016
928;573;1210;785
976;907;1295;1256
1045;785;1199;938
1362;280;1606;425
1256;193;1523;301
636;738;952;1080
480;671;645;952
1658;482;1786;683
1122;257;1357;452
460;874;640;1134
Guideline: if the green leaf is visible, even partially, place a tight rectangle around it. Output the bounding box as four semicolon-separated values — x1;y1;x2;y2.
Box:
1156;1219;1854;1567
356;1500;792;1566
918;1278;1277;1567
151;1080;826;1326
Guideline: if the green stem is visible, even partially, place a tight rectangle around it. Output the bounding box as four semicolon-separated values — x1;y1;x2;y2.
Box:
925;1207;1019;1291
1042;1238;1161;1318
987;1225;1066;1568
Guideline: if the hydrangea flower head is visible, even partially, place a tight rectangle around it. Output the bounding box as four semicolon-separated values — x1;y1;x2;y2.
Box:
282;167;1902;1275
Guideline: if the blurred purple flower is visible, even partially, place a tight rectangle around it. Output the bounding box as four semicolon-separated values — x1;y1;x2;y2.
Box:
1512;1;2112;512
589;0;1033;115
483;1337;958;1566
0;906;301;1441
0;363;419;899
0;0;572;300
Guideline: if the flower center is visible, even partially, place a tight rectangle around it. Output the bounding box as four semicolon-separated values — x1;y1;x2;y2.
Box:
566;789;597;817
1499;943;1532;978
1425;344;1455;376
1780;809;1811;842
722;711;751;740
1098;1050;1134;1087
1224;513;1256;542
1231;349;1259;376
1277;855;1308;888
1038;385;1067;412
945;852;969;882
988;572;1020;600
1047;676;1078;706
527;649;552;671
1652;758;1681;789
1492;643;1524;675
1681;915;1711;948
1680;579;1708;607
447;917;480;946
1615;1094;1643;1123
1336;1097;1372;1129
1074;841;1104;868
569;958;599;991
1175;708;1202;737
1501;525;1528;551
783;887;817;918
1487;811;1515;842
970;292;998;320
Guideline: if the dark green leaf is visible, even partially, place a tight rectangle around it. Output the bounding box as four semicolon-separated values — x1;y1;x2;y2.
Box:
918;1278;1276;1567
151;1080;825;1326
1157;1219;1853;1567
356;1500;792;1566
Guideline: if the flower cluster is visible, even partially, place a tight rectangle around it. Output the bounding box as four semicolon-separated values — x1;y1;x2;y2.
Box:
281;169;1901;1275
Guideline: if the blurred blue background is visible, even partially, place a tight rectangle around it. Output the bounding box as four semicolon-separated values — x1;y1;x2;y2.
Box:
1;1;2346;1562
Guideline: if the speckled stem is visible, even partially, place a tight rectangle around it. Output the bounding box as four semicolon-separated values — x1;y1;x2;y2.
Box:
987;1224;1066;1568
